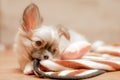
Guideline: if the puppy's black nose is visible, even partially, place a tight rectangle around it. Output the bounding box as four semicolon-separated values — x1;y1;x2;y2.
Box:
43;55;49;59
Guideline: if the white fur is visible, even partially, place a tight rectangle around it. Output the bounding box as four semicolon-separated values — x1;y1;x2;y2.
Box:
14;25;87;74
14;4;88;74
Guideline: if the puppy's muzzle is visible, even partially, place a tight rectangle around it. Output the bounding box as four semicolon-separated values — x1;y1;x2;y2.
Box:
32;50;53;60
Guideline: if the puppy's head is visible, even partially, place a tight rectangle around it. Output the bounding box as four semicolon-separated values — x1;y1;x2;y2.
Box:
20;3;70;60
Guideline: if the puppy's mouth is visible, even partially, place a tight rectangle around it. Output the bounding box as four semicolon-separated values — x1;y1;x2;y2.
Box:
31;49;53;60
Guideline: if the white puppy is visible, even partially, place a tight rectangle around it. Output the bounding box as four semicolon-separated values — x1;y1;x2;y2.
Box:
14;3;87;74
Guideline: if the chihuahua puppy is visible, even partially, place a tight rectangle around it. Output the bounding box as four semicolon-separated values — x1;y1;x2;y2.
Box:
14;3;87;74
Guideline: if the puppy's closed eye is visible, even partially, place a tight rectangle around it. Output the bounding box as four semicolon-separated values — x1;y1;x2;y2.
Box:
48;46;58;54
51;48;57;53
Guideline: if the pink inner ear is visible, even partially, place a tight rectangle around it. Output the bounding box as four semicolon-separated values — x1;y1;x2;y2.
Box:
25;8;37;32
26;25;30;32
23;4;41;32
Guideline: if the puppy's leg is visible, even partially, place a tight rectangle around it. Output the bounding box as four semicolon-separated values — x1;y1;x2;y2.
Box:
23;61;33;74
15;48;34;74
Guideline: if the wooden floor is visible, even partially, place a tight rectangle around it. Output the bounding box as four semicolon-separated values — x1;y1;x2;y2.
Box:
0;49;120;80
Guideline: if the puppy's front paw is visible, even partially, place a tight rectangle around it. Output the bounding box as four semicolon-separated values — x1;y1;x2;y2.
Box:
23;64;33;75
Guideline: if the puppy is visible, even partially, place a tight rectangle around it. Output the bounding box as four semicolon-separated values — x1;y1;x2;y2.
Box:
14;3;87;74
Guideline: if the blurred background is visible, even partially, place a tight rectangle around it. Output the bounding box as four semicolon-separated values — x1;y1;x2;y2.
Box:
0;0;120;51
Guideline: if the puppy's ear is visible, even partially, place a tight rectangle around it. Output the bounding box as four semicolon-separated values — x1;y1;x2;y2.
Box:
22;3;43;32
56;24;70;40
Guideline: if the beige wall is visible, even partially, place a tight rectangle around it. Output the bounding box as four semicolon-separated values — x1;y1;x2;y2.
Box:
0;0;120;45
